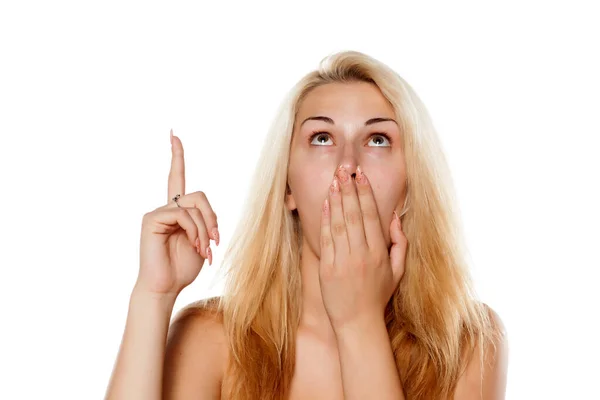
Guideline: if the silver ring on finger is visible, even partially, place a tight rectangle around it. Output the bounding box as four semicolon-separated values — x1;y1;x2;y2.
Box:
172;194;182;208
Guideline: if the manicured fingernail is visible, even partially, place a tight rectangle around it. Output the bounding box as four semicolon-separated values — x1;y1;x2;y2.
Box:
337;165;349;183
170;129;173;145
330;177;340;195
393;211;401;227
356;166;367;184
206;246;212;266
323;198;330;217
195;237;201;254
212;228;220;246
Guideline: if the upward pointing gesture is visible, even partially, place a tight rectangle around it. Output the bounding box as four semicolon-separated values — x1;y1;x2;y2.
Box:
136;129;219;297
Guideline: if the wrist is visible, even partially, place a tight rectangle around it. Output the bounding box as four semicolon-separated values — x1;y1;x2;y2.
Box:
130;284;178;309
333;315;388;341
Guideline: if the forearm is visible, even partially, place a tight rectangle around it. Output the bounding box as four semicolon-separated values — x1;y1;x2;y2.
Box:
105;286;177;400
335;318;405;400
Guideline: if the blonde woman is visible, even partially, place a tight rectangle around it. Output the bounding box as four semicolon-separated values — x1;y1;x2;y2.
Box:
105;50;508;400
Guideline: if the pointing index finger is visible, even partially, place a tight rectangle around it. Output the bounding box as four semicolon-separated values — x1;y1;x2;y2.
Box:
168;129;186;203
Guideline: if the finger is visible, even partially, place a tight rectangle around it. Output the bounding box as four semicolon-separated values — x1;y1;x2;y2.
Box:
329;176;349;255
192;192;219;246
163;191;220;246
319;197;335;277
355;166;386;250
186;207;211;261
146;207;200;253
168;129;186;203
389;211;407;285
336;166;367;253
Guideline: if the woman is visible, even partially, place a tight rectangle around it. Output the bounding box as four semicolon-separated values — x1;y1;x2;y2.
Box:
105;50;508;399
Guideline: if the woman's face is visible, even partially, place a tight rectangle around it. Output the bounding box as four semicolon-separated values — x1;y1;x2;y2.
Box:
286;81;407;257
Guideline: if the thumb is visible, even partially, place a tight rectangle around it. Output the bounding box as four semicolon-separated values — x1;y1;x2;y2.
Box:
389;211;407;286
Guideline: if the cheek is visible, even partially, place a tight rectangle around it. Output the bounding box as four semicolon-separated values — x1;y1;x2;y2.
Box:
289;157;334;199
368;175;405;212
296;170;333;210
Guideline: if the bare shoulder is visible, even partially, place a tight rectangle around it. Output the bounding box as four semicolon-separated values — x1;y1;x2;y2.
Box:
454;303;509;400
482;303;508;338
163;296;228;400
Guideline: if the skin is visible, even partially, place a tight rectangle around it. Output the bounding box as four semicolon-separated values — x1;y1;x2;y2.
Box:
106;85;508;400
105;131;223;400
285;81;408;398
285;82;507;399
286;81;407;327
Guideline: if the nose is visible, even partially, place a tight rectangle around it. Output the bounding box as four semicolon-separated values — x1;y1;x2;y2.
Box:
335;143;359;180
336;161;358;180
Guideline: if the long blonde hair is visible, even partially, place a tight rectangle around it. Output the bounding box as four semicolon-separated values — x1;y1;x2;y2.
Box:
199;50;502;399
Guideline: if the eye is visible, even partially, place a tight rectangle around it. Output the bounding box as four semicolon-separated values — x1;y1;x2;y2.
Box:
309;131;334;146
308;131;393;147
368;133;392;147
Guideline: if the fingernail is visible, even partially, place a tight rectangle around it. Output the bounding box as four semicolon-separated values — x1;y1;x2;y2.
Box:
393;211;401;227
337;165;349;183
170;129;173;145
195;237;201;254
212;228;220;246
356;165;366;184
206;246;212;266
330;177;340;195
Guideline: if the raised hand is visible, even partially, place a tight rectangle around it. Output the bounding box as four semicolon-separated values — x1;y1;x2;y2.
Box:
136;129;219;297
318;165;407;332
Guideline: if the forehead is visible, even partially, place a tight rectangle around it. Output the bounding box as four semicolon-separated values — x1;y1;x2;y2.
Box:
296;81;395;122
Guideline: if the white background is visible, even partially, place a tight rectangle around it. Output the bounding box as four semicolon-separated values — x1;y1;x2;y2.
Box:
1;1;599;399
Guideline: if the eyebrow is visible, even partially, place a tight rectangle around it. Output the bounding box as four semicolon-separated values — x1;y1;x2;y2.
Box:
300;116;398;127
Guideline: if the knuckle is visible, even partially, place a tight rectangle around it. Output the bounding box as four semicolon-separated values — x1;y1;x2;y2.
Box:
361;207;378;221
332;223;346;236
344;209;362;225
203;209;218;223
177;207;188;215
142;211;153;223
321;234;333;248
188;207;202;217
193;190;207;200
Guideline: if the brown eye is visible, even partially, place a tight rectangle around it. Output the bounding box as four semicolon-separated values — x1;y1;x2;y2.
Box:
368;134;392;147
309;132;333;146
